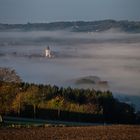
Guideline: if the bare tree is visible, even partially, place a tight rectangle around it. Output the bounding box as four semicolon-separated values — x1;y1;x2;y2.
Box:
0;67;22;83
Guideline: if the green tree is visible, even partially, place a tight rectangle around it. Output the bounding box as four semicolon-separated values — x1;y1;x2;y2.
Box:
24;85;40;118
47;96;64;118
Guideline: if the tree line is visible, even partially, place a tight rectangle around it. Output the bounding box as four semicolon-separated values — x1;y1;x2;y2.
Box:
0;67;139;123
0;81;139;124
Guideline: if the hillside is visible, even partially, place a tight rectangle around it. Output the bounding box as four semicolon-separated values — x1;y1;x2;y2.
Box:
0;20;140;33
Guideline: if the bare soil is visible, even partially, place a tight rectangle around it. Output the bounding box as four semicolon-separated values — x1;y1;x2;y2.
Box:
0;125;140;140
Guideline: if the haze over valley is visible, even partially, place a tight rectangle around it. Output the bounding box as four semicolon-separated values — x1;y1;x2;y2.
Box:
0;23;140;110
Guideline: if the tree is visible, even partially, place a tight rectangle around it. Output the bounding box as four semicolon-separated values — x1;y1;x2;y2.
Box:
12;92;25;116
0;67;22;83
83;103;103;114
24;85;40;118
47;96;64;118
54;96;64;118
0;82;18;114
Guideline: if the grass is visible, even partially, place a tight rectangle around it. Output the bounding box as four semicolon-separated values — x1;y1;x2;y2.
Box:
3;116;103;127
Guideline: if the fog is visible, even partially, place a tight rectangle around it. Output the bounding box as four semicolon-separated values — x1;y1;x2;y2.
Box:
0;30;140;110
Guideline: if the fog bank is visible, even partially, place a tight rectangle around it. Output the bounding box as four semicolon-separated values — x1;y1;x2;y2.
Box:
0;30;140;110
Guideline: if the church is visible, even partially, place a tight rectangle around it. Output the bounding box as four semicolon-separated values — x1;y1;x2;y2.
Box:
45;46;51;58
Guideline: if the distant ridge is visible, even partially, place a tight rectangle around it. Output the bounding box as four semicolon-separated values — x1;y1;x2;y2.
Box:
0;20;140;33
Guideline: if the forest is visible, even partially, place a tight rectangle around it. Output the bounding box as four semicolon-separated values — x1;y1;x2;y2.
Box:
0;20;140;33
0;80;139;124
0;67;139;124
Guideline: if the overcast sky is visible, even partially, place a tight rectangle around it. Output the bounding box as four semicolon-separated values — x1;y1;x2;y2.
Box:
0;0;140;23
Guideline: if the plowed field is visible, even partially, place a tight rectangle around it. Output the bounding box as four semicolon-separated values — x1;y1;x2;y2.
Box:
0;125;140;140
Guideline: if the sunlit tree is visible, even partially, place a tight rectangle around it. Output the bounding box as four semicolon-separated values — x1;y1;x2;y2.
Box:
24;85;40;118
12;91;25;116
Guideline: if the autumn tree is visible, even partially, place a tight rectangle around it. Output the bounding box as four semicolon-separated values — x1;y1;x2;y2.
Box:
23;85;41;118
47;96;64;118
0;82;19;114
12;91;25;116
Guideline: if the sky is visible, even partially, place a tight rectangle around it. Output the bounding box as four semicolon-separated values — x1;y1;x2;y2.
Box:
0;0;140;23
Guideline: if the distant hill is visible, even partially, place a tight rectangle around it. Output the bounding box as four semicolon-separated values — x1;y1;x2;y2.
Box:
0;20;140;33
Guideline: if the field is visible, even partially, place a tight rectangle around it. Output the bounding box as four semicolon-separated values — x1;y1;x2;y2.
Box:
0;125;140;140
